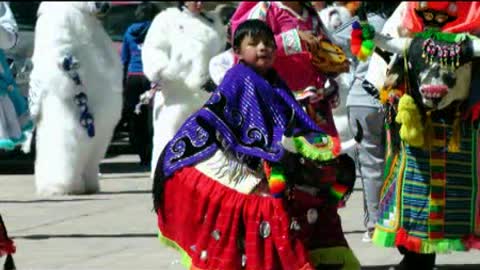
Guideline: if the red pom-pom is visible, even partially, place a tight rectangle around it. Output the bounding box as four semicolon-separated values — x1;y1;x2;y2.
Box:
351;43;361;55
351;29;363;39
331;136;341;156
269;180;286;194
350;29;363;55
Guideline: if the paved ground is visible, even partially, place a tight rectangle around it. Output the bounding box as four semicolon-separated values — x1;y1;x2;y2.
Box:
1;142;480;270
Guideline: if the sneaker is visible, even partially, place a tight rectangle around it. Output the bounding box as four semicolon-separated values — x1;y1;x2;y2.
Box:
362;230;373;243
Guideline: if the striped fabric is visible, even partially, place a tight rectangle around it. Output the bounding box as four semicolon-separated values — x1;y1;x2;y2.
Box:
374;118;480;253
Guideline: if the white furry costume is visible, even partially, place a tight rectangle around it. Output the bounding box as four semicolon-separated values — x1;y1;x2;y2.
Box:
29;2;122;195
318;5;352;33
142;7;225;177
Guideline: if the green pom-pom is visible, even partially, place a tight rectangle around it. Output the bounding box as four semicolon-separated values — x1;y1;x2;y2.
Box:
361;24;376;40
362;39;375;50
360;46;373;57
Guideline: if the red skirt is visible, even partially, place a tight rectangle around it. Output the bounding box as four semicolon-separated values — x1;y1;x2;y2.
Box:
0;214;15;257
157;166;355;270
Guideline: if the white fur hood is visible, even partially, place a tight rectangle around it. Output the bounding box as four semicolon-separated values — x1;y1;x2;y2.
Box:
142;7;226;90
37;2;109;17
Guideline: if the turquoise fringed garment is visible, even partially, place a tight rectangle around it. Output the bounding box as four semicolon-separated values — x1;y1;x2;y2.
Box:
0;49;32;150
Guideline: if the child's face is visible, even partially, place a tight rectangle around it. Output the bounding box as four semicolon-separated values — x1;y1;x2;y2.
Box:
184;1;203;14
236;35;276;75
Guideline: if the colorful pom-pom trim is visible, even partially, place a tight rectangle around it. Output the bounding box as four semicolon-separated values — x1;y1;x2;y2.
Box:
273;133;341;198
292;134;340;162
330;182;349;201
264;162;287;198
351;21;375;61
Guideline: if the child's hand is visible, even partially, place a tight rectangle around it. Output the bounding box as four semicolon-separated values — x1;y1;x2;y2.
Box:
328;91;341;109
298;30;319;52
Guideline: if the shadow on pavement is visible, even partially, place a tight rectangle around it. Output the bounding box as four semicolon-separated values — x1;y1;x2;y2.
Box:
105;140;136;158
100;162;149;174
0;142;147;175
344;230;365;235
0;161;150;175
435;266;480;270
0;159;33;174
98;190;150;195
362;265;480;270
100;174;148;180
0;198;106;203
14;233;157;240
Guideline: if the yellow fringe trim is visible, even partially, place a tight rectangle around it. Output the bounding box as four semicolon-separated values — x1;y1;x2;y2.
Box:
157;231;192;269
395;94;424;147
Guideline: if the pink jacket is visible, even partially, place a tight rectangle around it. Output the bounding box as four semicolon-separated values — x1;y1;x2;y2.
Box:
230;2;329;92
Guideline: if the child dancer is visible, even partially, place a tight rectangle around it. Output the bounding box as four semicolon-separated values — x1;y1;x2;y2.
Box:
152;19;359;270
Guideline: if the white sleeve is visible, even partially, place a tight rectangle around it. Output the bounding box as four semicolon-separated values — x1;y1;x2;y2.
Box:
0;2;18;50
364;2;407;90
141;11;171;83
209;48;234;86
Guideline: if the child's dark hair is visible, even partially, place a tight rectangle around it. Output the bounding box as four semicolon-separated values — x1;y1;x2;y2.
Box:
233;19;275;50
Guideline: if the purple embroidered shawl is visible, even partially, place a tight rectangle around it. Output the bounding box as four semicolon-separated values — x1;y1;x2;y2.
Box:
158;63;326;178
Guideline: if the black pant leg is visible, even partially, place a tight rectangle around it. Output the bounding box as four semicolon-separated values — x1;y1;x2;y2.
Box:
125;75;153;165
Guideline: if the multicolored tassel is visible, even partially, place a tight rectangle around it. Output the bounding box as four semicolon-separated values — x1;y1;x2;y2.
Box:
351;21;375;61
330;182;349;201
264;162;287;198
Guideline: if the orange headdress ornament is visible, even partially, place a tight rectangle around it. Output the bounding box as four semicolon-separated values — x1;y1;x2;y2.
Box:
403;1;480;34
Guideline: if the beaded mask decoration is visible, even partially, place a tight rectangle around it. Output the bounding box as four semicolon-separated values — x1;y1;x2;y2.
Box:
421;37;461;70
412;28;475;71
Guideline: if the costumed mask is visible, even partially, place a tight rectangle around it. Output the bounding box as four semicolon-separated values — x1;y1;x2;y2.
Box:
352;2;480;152
403;1;480;33
388;34;476;111
362;1;480;112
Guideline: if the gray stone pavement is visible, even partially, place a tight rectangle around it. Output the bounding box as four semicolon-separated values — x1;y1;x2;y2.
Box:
1;150;480;269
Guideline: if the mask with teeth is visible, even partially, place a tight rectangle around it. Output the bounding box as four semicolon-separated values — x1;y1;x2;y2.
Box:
398;35;475;110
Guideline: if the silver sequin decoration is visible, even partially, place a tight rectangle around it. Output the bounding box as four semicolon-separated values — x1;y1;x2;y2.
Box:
200;250;208;261
259;221;271;238
306;208;318;224
241;254;247;267
211;230;221;241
